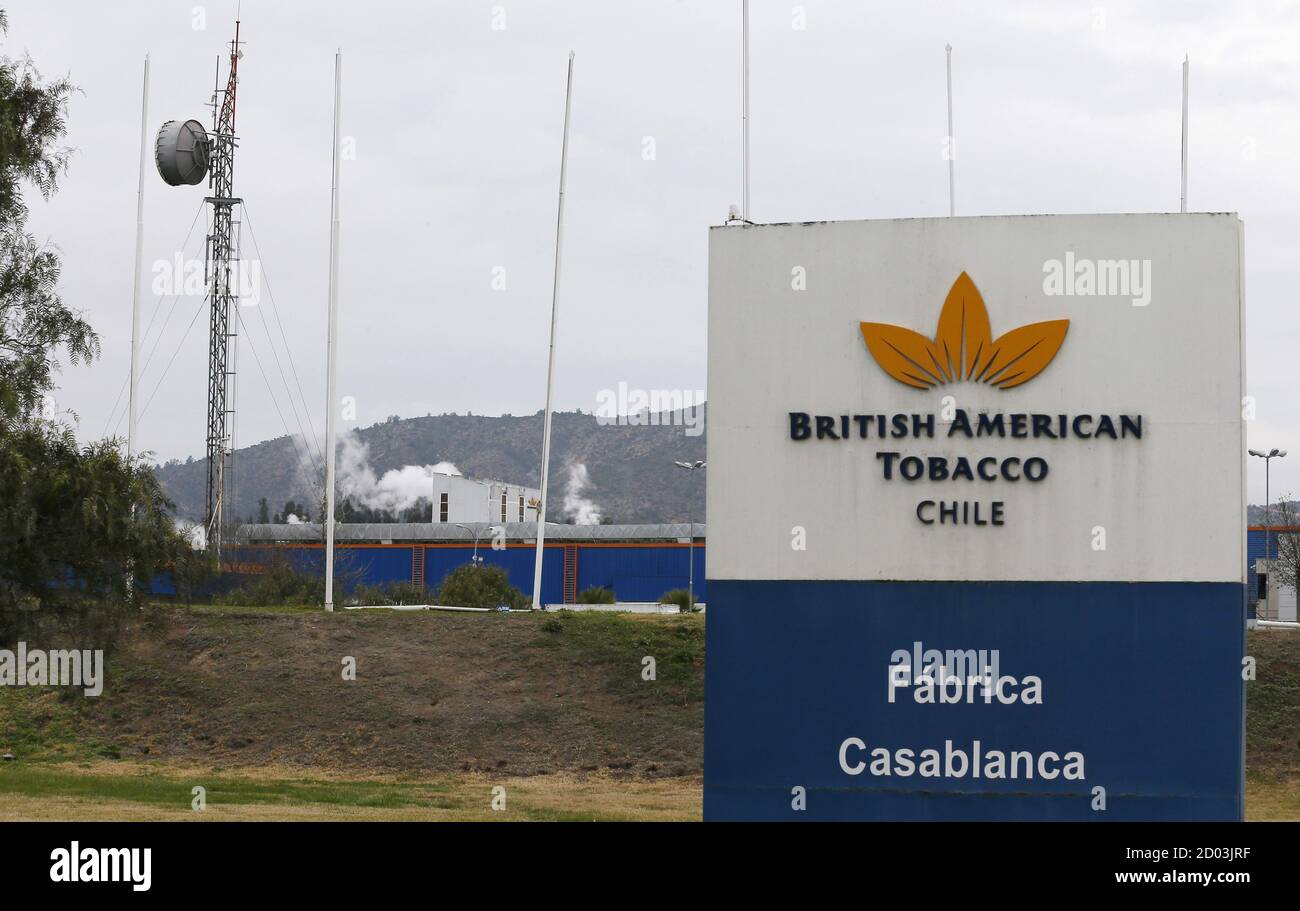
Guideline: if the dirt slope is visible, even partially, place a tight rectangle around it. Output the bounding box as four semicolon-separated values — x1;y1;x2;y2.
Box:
55;606;704;778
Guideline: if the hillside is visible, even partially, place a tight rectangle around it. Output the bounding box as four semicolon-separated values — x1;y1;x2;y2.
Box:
0;605;704;779
153;409;707;525
1248;503;1297;525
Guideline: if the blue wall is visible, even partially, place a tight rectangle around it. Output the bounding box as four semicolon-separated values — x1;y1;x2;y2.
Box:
344;548;413;587
212;542;704;605
576;546;707;602
422;545;565;605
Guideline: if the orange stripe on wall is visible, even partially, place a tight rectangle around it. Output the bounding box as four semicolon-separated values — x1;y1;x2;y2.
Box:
231;541;706;550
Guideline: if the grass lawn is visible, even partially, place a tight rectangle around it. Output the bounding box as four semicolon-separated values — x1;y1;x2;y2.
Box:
0;761;700;821
1244;774;1300;821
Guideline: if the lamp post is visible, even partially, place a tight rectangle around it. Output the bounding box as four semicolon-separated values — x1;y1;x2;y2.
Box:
456;524;497;566
1249;448;1287;613
673;460;706;610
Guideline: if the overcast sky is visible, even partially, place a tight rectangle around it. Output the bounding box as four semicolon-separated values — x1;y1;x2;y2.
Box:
8;0;1300;504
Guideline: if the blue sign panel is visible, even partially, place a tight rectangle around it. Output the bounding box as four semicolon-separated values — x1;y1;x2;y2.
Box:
704;580;1245;820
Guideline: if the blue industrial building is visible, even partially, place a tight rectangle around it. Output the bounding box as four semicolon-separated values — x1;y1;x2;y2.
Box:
1248;526;1273;606
151;525;1285;614
1248;525;1299;621
224;522;707;605
194;524;1289;611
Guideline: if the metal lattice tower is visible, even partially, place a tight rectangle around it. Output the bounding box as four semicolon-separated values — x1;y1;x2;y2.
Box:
202;21;244;552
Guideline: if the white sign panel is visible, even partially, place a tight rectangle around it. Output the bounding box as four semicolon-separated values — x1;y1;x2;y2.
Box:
706;214;1245;584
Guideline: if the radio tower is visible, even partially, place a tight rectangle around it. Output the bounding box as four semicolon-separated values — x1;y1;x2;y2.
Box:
203;20;244;551
154;19;247;553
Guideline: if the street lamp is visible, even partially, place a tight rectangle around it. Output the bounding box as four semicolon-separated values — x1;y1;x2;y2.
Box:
1249;448;1287;613
456;523;498;566
673;460;706;610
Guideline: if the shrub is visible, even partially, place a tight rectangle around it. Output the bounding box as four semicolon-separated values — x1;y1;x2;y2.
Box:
348;581;429;607
215;561;322;606
435;564;528;610
576;585;616;605
171;536;219;607
659;588;697;613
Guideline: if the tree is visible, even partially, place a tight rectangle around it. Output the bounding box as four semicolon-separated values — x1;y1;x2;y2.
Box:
0;11;94;425
1267;497;1300;619
170;522;217;607
0;11;185;646
256;497;270;524
0;421;181;642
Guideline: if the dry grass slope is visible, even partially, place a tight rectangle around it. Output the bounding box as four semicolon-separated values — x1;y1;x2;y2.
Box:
0;613;1295;820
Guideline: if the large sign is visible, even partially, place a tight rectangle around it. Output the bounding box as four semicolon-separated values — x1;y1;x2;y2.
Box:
704;214;1246;820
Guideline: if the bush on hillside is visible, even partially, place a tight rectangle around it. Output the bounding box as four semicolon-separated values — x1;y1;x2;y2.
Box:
214;561;322;607
576;585;616;604
348;581;429;607
659;588;697;613
435;564;528;610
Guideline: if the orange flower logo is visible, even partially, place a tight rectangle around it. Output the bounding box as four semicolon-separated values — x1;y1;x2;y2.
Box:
860;272;1068;390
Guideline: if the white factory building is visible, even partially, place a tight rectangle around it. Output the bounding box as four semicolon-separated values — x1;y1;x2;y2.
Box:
431;473;541;525
1253;558;1299;622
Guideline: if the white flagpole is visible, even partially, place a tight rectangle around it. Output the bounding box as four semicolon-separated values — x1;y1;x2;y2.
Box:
742;0;750;222
128;54;149;460
531;52;576;612
324;50;342;612
1180;55;1189;213
946;44;955;217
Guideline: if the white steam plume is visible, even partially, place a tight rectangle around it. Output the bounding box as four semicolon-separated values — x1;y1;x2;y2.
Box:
174;519;206;550
335;430;462;514
562;463;603;525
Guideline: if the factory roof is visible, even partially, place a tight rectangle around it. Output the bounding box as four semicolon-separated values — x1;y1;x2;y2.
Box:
233;522;705;543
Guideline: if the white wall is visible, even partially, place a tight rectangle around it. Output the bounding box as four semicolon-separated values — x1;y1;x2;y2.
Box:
429;475;540;524
1285;587;1298;623
706;214;1245;584
1254;559;1298;621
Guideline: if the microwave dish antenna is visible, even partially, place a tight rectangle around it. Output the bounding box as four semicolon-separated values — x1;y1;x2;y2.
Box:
154;118;210;186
